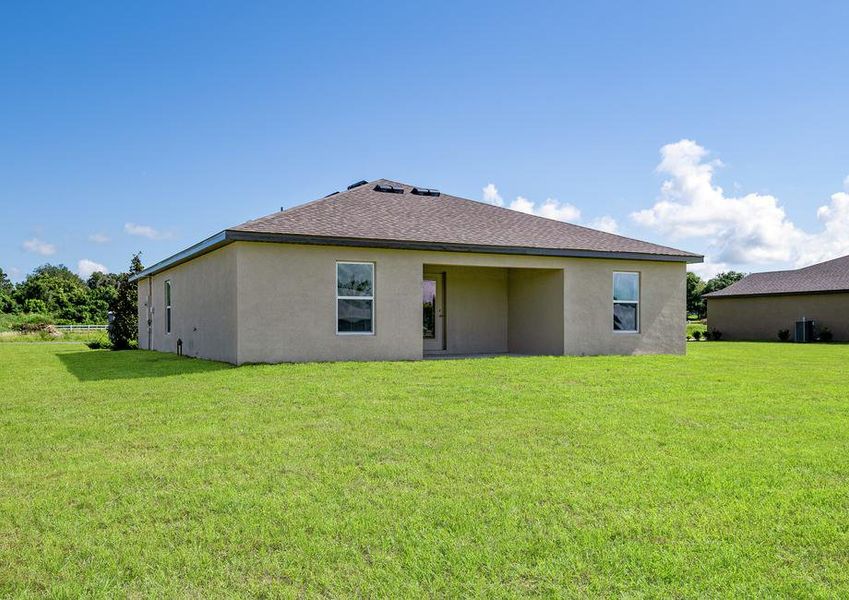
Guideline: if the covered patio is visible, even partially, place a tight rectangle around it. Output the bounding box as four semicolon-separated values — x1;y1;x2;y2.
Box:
422;264;565;356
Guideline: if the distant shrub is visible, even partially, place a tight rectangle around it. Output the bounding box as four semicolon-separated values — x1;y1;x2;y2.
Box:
686;321;707;339
86;338;111;350
692;330;702;341
9;313;53;331
703;330;711;341
819;327;833;342
10;322;61;339
778;329;790;342
710;329;723;341
88;337;137;350
13;319;54;334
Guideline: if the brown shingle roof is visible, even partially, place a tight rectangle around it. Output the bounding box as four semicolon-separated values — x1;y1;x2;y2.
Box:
705;254;849;298
131;178;702;281
229;179;700;260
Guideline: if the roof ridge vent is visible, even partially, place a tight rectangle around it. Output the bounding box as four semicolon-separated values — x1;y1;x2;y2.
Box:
324;191;340;198
347;180;368;190
374;183;404;194
411;187;440;197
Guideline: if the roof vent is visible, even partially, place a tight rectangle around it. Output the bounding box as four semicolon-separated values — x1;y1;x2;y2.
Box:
411;187;440;197
374;183;404;194
347;180;368;190
324;191;340;198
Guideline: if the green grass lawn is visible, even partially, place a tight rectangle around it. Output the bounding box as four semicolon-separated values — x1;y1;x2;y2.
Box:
0;330;107;343
2;343;848;596
686;320;707;338
0;312;108;343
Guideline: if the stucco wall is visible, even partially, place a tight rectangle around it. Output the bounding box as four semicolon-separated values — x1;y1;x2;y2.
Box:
136;245;238;363
442;266;509;354
230;243;686;362
508;268;565;355
562;258;686;355
235;243;422;363
708;293;849;341
136;241;688;363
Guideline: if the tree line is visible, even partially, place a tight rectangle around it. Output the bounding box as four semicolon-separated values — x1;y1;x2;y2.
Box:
0;264;119;323
687;271;745;319
1;254;143;348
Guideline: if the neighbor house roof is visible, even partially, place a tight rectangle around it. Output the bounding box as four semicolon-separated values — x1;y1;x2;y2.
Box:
705;254;849;298
132;178;701;280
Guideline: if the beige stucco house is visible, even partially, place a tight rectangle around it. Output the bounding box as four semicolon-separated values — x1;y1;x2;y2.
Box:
706;254;849;341
131;179;701;364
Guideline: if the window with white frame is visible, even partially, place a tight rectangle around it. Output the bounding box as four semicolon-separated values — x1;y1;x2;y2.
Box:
336;262;374;334
613;272;639;332
164;280;172;334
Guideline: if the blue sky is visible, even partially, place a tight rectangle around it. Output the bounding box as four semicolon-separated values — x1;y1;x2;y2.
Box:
3;1;848;280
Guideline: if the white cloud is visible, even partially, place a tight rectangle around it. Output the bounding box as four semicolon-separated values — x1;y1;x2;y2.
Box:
508;195;534;214
798;191;849;267
22;238;56;256
482;183;503;206
632;140;849;271
484;183;586;224
77;259;108;279
688;258;731;280
9;267;21;280
506;195;581;222
88;233;110;244
536;198;582;222
632;139;802;264
589;215;619;234
125;222;170;240
843;175;849;192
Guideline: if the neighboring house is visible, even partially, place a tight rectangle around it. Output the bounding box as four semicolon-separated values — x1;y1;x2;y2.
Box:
705;254;849;341
131;179;701;364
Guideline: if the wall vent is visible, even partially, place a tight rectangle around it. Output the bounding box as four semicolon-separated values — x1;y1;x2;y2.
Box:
411;187;440;197
374;184;404;194
347;180;368;190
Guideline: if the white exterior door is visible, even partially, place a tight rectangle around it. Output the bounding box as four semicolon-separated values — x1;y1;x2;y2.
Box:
423;274;445;352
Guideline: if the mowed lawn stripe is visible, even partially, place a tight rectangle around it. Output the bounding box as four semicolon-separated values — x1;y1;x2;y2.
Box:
1;343;848;596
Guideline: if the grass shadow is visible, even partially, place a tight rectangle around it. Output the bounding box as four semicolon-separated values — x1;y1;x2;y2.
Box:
58;349;232;381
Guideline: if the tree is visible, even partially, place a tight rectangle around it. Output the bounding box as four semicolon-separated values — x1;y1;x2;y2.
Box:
14;264;88;319
0;267;13;295
108;253;143;350
0;293;14;313
1;264;122;322
0;267;15;313
686;272;705;318
702;271;746;297
23;298;48;314
87;271;121;323
87;270;122;290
